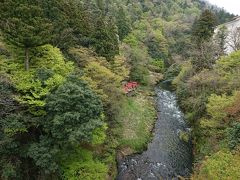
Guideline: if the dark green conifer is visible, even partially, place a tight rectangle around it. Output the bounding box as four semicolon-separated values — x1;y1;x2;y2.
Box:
192;9;217;44
0;0;53;70
93;15;119;60
116;7;131;41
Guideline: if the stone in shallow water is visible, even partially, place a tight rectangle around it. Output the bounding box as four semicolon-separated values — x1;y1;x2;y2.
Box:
117;88;193;180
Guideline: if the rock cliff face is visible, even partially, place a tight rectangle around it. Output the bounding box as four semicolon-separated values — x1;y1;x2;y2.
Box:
215;17;240;54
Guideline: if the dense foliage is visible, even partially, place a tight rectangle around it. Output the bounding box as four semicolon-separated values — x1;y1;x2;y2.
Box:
171;23;240;180
0;0;237;179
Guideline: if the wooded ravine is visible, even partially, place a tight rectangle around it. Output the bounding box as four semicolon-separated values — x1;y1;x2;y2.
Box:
0;0;239;179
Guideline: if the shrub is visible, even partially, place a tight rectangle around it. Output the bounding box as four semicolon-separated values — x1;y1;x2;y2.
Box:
149;59;165;73
206;94;234;127
197;150;240;179
163;63;181;83
60;148;108;180
130;64;149;85
227;123;240;150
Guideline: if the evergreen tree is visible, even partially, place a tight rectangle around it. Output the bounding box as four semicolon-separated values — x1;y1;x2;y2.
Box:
191;10;217;71
93;15;119;60
215;25;228;56
192;9;217;44
45;76;104;144
214;8;235;25
108;17;120;57
0;0;53;70
116;7;131;41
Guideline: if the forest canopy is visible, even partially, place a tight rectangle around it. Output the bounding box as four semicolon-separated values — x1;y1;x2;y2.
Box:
0;0;238;179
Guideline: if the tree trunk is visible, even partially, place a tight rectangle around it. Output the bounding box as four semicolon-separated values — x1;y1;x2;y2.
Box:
24;48;29;71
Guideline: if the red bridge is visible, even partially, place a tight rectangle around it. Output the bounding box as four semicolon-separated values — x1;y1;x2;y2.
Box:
123;81;139;94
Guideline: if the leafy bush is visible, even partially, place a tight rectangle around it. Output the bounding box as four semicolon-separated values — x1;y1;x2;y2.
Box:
172;62;193;88
203;94;234;128
216;51;240;74
163;63;181;83
145;31;168;60
82;61;124;120
60;148;108;180
69;47;128;121
63;160;107;180
130;64;149;85
197;151;240;179
123;33;139;47
92;123;108;145
215;50;240;92
149;59;165;73
227;123;240;150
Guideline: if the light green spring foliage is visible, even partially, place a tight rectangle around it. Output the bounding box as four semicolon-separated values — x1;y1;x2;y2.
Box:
172;62;192;87
215;51;240;91
124;17;168;58
82;61;122;103
203;51;240;120
111;55;130;79
200;90;240;137
69;47;128;121
149;59;165;73
61;148;108;180
92;123;108;145
9;45;74;114
216;50;240;73
82;60;126;120
197;150;240;180
201;94;234;128
123;17;168;84
123;33;139;47
207;94;234;119
171;50;240;178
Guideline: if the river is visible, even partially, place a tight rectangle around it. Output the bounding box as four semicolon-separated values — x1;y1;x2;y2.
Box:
117;88;193;180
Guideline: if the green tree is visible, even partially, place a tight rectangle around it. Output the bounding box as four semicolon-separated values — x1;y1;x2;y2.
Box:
192;9;217;44
60;148;108;180
45;76;104;144
93;15;119;60
130;64;149;85
198;151;240;180
0;0;53;70
191;40;218;71
145;31;169;60
116;7;131;41
191;10;218;71
9;45;74;115
227;123;240;149
215;25;228;56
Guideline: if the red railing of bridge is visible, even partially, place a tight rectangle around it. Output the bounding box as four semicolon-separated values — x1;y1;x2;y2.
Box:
123;81;139;93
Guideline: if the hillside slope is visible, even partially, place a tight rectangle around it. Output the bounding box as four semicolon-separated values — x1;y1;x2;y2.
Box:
0;0;237;179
